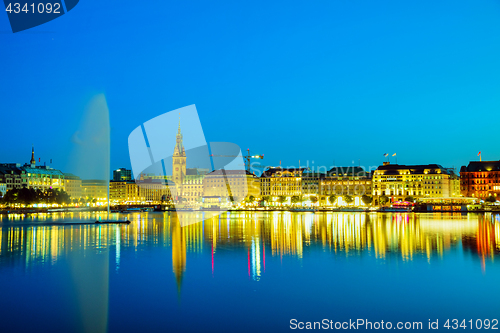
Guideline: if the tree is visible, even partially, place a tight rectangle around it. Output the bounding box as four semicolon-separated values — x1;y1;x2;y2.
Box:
379;195;390;206
404;195;414;203
328;195;337;205
485;195;496;203
343;194;354;205
361;194;372;206
278;196;287;205
310;196;318;205
290;196;300;205
3;189;18;206
247;195;255;203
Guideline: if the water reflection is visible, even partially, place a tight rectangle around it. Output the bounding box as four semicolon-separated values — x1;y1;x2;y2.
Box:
1;212;499;282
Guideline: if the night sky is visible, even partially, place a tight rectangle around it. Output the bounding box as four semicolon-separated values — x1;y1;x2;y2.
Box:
1;0;500;178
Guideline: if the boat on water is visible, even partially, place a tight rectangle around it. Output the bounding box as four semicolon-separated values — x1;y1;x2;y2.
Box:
95;220;131;224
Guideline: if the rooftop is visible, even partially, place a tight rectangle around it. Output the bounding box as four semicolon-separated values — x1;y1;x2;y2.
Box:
461;161;500;173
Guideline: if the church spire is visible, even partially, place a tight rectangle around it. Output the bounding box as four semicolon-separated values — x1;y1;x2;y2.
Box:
30;145;35;166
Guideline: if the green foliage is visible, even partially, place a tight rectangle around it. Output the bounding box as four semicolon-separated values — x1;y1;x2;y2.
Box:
404;195;414;202
361;194;372;205
485;195;497;203
278;196;287;204
310;196;318;204
343;194;354;205
290;196;300;204
247;195;255;203
1;188;71;206
379;195;390;205
261;196;270;202
328;195;337;205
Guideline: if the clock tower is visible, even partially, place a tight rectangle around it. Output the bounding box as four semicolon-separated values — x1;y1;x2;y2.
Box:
172;118;186;197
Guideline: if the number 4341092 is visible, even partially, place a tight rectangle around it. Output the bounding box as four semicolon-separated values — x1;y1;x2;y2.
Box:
5;3;61;14
444;319;498;330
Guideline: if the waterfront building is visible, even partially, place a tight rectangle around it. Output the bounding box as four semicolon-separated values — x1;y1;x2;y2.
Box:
181;168;207;205
24;165;65;191
81;180;108;202
63;173;82;199
7;147;66;192
260;167;305;198
372;163;460;204
301;172;323;197
113;168;132;181
0;164;28;190
203;170;260;205
320;166;372;205
460;160;500;199
137;178;175;203
110;180;140;204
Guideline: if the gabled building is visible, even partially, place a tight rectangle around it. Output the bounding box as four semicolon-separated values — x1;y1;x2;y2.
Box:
460;160;500;199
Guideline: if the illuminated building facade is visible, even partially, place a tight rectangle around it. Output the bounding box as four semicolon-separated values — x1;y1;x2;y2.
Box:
137;178;175;203
260;167;305;197
0;164;27;190
110;180;140;203
81;180;108;201
24;166;65;191
1;148;66;193
372;163;460;204
301;172;323;197
320;166;372;205
63;173;82;199
203;170;260;203
460;160;500;199
181;168;207;204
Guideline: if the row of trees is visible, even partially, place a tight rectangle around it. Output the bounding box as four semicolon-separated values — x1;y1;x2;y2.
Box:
0;188;99;207
0;188;71;206
246;194;375;206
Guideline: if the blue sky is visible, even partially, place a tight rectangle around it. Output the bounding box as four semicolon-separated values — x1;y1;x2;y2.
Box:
1;0;500;177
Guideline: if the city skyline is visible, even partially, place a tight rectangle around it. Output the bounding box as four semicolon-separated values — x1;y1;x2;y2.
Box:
2;0;500;173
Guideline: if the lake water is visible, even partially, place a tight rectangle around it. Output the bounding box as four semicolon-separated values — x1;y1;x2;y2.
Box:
1;211;499;332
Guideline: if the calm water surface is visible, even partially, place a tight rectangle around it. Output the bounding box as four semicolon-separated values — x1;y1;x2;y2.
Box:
0;211;499;332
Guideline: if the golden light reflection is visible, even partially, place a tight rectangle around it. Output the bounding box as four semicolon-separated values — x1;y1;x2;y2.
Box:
1;212;499;281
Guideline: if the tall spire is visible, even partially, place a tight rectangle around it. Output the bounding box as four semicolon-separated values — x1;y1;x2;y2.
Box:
30;145;35;166
174;114;185;157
